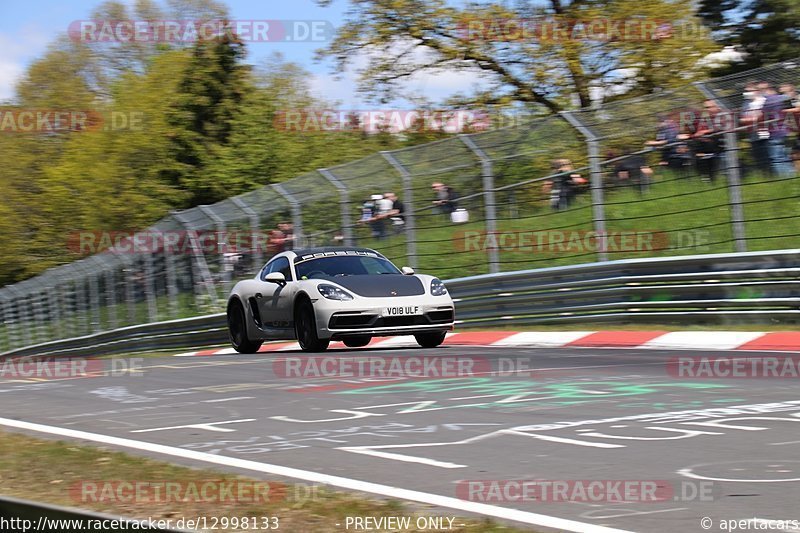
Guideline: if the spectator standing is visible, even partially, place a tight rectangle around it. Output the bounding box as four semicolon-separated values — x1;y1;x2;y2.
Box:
383;192;406;233
277;222;295;250
686;100;723;183
361;196;375;222
267;228;286;255
431;182;458;216
547;159;587;210
646;114;681;168
377;194;394;218
361;194;387;239
222;244;241;282
762;84;795;177
779;83;800;175
612;152;653;194
740;81;770;175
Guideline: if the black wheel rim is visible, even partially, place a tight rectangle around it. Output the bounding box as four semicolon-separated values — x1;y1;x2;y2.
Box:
297;307;312;347
230;306;244;346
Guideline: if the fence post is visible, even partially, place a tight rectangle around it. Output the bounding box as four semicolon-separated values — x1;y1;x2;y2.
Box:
74;279;88;335
29;292;42;344
123;260;136;325
4;287;28;348
0;292;8;353
28;286;45;344
86;274;100;333
380;151;418;269
560;111;608;261
58;277;72;339
695;81;748;253
172;211;219;309
12;291;25;349
459;135;500;274
164;252;179;319
8;293;22;350
199;205;231;293
271;184;304;247
318;168;353;247
142;253;158;323
231;197;263;273
105;268;118;330
7;295;20;350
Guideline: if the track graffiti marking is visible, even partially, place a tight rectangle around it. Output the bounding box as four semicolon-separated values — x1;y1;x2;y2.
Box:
179;423;502;455
270;380;730;423
131;419;256;433
336;400;800;468
617;398;745;410
678;460;800;483
89;386;157;404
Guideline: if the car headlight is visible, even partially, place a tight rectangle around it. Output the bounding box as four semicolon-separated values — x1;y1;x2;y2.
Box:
430;278;448;296
318;284;354;301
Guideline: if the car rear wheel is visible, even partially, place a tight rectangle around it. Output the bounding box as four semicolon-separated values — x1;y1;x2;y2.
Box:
415;331;447;348
343;336;371;348
295;299;329;352
227;300;263;354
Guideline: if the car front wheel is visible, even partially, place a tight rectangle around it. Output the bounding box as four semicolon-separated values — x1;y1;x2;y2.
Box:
227;300;263;354
414;331;447;348
295;299;329;352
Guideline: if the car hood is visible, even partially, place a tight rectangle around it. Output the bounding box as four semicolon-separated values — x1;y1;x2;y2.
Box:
329;274;425;297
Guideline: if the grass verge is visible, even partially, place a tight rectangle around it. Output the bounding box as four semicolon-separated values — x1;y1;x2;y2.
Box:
0;430;532;532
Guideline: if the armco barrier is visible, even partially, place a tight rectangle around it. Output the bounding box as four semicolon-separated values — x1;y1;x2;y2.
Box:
3;249;800;359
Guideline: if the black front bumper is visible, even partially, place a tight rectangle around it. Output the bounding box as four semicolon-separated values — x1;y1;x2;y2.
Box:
328;308;454;330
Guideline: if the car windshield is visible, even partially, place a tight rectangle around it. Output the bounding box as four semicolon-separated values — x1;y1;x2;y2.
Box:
294;255;401;279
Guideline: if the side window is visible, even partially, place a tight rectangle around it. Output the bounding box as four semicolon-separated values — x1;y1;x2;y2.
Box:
273;257;293;281
260;261;275;281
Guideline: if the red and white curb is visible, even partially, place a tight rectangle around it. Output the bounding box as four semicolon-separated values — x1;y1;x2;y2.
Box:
174;330;800;356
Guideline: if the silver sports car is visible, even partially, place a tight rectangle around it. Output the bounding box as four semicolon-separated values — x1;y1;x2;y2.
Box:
226;247;455;352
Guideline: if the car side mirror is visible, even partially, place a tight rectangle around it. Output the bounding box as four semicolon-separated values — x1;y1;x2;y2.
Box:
401;266;415;275
264;272;286;284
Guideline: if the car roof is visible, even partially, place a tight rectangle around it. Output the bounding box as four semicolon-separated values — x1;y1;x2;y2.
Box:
262;247;385;267
290;246;380;256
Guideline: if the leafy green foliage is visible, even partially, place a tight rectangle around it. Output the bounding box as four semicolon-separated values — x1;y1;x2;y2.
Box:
316;0;718;112
0;3;417;286
698;0;800;73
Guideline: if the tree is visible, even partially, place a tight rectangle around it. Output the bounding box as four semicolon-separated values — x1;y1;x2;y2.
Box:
207;53;408;190
16;39;100;109
31;49;193;269
316;0;717;112
165;26;250;204
698;0;800;73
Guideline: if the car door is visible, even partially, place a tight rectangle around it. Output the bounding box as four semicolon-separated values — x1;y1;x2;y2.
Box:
257;256;296;329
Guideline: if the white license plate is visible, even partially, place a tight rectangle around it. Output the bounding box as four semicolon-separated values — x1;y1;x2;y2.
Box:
382;306;422;317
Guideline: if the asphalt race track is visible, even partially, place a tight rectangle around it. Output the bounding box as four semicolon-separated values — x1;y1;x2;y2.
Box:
2;342;800;533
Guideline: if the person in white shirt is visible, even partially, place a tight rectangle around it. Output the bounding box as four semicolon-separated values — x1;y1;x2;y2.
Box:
741;81;770;175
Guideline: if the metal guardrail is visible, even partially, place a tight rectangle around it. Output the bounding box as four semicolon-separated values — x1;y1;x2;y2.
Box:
450;249;800;327
3;249;800;359
0;495;187;532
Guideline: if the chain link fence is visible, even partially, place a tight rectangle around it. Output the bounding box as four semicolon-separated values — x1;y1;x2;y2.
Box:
1;58;799;352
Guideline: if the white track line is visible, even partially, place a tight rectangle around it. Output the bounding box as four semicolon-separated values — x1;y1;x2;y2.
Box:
0;417;632;533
